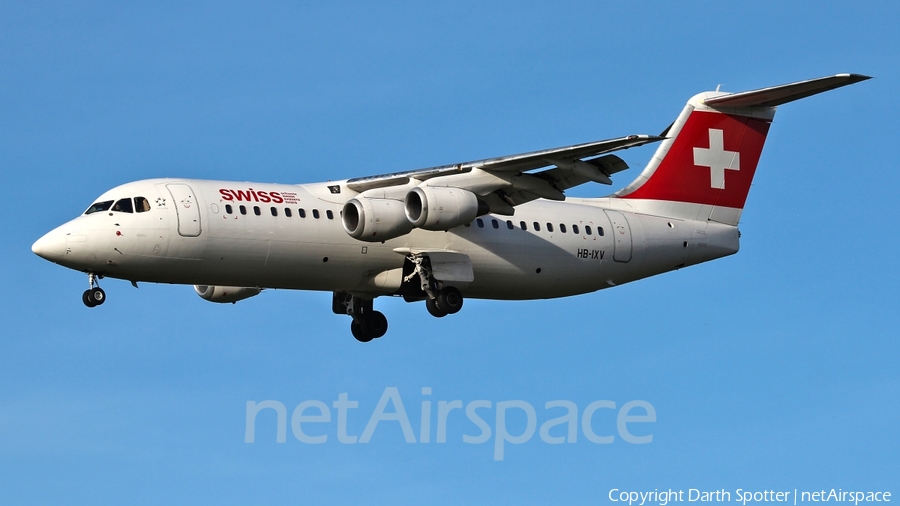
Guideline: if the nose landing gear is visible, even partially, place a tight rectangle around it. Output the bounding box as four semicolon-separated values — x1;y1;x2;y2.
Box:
82;273;106;308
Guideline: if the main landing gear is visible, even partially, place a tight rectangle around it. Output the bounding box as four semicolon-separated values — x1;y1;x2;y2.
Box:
333;292;388;343
424;286;463;318
82;273;106;308
405;254;464;318
333;254;468;342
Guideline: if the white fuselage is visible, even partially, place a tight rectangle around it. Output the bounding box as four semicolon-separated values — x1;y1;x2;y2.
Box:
35;178;740;300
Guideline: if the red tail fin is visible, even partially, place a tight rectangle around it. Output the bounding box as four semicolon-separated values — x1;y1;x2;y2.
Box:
616;74;869;225
620;107;770;209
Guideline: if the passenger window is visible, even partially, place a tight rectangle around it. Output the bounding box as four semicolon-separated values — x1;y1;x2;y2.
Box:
477;218;484;228
585;226;592;235
225;204;233;214
253;206;261;216
533;222;541;232
299;208;306;218
134;197;151;213
326;210;334;220
547;223;554;232
560;224;566;233
506;220;514;230
85;200;114;215
313;209;320;219
240;205;247;215
572;224;579;234
520;221;527;231
491;219;499;229
285;208;292;217
112;198;133;213
270;207;278;217
597;227;604;236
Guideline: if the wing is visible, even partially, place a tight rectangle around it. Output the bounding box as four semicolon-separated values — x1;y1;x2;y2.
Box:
345;134;662;214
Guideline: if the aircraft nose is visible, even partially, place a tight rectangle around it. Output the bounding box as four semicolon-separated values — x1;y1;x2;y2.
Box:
32;229;67;260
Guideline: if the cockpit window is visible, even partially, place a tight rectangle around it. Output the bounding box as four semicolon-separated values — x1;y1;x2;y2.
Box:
135;196;151;213
85;200;113;215
112;198;134;213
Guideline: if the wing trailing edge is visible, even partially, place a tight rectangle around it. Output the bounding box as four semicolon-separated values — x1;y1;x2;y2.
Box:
345;134;663;195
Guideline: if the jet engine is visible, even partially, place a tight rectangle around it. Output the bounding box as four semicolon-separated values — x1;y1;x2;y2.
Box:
341;197;414;242
405;186;486;231
194;285;261;303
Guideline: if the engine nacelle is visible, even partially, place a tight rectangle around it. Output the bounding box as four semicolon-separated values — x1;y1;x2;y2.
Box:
341;197;414;242
194;285;261;303
405;186;484;231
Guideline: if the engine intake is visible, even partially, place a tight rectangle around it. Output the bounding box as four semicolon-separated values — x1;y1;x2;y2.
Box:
194;285;261;303
342;197;414;242
405;186;485;231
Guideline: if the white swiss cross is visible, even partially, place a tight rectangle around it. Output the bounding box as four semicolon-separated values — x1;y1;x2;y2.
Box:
693;128;740;189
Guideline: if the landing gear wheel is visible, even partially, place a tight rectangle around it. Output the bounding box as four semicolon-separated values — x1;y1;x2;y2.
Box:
367;311;388;339
83;273;105;308
89;287;106;306
83;288;105;307
426;297;448;318
437;287;463;314
350;321;374;343
338;293;389;342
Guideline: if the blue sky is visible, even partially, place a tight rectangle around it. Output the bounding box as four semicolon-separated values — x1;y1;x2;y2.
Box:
2;1;898;504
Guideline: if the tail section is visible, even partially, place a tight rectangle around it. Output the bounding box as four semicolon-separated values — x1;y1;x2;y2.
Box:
616;74;869;226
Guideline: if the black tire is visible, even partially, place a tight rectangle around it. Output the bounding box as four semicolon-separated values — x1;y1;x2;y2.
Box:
350;321;374;342
367;311;388;338
90;287;106;306
82;289;97;308
437;286;463;314
426;297;448;318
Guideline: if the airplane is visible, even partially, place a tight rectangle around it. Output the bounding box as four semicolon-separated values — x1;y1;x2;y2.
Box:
32;74;869;342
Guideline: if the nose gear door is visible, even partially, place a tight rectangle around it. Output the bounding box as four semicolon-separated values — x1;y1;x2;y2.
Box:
166;184;202;237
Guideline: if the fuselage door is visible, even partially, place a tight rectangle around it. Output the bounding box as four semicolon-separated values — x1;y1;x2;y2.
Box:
605;210;632;262
167;184;202;237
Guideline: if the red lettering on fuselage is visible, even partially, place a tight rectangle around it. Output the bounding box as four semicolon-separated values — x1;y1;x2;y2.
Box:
218;188;286;204
234;190;254;201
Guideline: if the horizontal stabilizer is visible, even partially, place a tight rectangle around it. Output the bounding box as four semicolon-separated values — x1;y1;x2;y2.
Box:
704;73;871;109
617;72;869;227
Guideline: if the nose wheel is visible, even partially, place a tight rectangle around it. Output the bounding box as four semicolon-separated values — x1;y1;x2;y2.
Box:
82;273;106;308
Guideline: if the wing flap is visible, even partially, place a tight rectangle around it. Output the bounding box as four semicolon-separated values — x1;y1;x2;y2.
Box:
476;134;661;173
345;134;661;194
343;134;661;214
